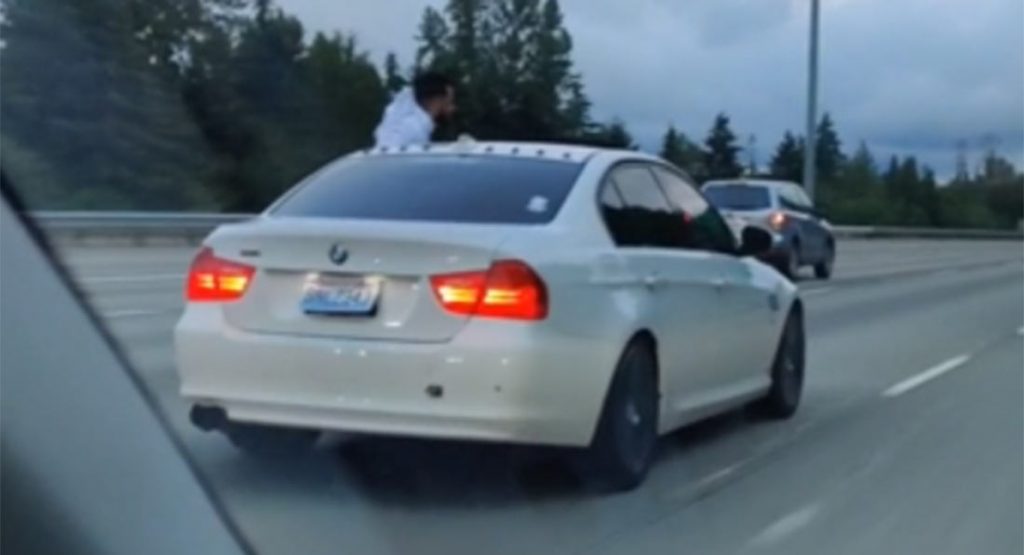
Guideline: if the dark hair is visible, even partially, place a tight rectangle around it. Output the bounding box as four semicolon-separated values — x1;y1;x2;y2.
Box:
413;72;453;104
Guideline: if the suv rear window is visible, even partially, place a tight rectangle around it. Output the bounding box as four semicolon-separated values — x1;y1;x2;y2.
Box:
271;155;583;224
703;184;771;210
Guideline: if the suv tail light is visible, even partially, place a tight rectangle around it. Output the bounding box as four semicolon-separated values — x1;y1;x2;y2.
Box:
430;260;548;321
768;211;787;231
186;247;255;302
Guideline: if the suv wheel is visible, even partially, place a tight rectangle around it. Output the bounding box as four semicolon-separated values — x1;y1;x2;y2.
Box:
777;245;800;280
814;245;835;279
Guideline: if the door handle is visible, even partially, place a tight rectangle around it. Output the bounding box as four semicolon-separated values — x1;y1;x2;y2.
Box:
710;277;727;289
643;274;663;288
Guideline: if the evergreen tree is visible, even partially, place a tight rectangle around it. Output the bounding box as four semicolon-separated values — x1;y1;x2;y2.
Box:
660;125;706;179
0;0;215;210
815;112;844;182
660;126;686;167
383;52;407;96
415;7;452;70
769;132;805;183
704;113;743;180
842;141;879;190
600;120;636;149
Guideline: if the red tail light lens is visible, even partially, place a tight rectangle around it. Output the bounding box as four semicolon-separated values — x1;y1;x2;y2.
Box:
430;260;548;321
769;211;787;231
186;247;255;302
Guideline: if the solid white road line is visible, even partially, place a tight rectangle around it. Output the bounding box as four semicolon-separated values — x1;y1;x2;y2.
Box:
80;274;184;284
882;354;971;398
748;503;821;548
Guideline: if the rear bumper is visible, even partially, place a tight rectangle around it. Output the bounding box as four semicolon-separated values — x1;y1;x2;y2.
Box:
174;306;616;447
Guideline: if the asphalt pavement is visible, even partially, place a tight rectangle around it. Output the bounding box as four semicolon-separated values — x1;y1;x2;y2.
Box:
54;239;1023;555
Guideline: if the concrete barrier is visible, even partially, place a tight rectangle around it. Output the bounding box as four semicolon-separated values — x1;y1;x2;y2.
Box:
31;211;1024;245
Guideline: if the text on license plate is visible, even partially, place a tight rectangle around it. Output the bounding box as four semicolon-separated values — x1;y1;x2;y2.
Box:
300;276;380;315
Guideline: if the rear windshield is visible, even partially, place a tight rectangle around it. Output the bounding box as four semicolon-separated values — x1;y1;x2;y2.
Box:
271;155;583;224
702;184;772;210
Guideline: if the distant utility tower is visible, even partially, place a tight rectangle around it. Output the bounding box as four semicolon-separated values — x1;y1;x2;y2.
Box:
954;139;969;183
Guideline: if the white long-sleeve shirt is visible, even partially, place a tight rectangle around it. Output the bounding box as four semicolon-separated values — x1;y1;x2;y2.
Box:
373;88;434;148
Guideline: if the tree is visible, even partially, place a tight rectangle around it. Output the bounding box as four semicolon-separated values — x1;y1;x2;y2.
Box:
769;131;805;183
660;126;686;167
1;0;216;210
412;0;597;142
415;6;451;70
843;141;879;189
602;120;636;149
815;113;845;182
883;156;932;225
383;52;407;96
980;151;1018;183
703;113;743;180
660;125;706;179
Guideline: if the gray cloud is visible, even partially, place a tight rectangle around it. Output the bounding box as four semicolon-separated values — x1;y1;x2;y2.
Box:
281;0;1023;177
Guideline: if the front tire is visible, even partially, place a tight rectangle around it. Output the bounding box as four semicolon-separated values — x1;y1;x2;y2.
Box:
753;310;805;419
587;340;659;492
776;244;801;280
814;245;835;280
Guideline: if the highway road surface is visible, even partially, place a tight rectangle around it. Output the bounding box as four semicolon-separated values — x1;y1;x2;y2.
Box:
54;239;1023;555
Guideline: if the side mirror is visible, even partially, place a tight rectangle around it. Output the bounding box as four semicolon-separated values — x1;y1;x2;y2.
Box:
739;226;774;256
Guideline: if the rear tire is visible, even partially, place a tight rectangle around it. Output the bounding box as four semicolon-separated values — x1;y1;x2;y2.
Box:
587;340;659;492
753;310;805;419
225;423;320;457
814;245;834;280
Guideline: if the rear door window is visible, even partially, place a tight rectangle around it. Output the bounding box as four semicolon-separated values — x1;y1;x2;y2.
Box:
652;167;737;254
272;155;583;224
601;165;683;248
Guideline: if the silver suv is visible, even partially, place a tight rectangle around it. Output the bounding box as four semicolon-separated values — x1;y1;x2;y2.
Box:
703;179;835;280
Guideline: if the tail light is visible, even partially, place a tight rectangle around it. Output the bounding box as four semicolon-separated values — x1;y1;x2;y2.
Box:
186;247;255;302
430;260;548;321
768;211;787;231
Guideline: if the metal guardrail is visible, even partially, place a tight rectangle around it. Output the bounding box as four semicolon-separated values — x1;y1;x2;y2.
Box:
31;211;1024;242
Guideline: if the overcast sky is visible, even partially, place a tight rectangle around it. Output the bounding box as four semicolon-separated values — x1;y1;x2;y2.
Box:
280;0;1023;178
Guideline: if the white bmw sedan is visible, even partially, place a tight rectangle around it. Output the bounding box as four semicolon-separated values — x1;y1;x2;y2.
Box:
175;141;804;491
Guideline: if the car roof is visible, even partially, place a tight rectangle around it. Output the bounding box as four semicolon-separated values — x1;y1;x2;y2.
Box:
357;140;638;165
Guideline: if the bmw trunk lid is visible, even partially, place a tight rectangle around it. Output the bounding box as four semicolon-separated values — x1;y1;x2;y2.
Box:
204;217;508;343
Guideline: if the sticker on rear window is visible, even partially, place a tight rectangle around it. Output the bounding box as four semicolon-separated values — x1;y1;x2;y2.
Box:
527;196;549;213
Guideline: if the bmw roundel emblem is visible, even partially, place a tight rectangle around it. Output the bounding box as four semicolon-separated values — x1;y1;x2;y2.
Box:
328;243;349;265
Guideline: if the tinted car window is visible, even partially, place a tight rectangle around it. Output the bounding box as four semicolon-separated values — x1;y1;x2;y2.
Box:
601;166;685;248
613;166;673;212
703;184;772;210
653;167;737;254
273;156;582;224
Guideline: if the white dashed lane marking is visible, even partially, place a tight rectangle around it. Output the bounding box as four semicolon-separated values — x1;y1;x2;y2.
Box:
748;503;821;548
882;354;971;398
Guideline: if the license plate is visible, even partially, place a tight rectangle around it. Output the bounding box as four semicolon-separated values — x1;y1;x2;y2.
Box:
301;276;380;316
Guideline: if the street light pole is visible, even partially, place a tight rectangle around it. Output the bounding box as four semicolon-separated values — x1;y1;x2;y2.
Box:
803;0;820;199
